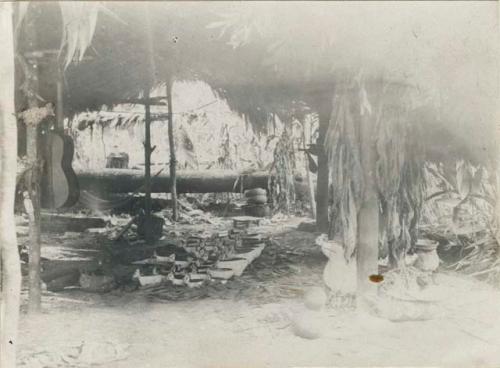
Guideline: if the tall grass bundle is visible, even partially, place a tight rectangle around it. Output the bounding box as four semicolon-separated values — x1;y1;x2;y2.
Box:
269;127;297;214
374;85;426;267
325;81;363;262
325;77;426;267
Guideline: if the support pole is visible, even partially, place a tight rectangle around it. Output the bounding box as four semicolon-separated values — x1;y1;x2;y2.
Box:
25;12;42;313
301;117;316;219
143;87;153;242
56;68;64;131
0;4;22;366
143;3;156;241
316;97;332;233
166;79;178;221
356;102;379;307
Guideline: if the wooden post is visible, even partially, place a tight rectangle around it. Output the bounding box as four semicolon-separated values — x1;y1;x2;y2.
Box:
496;4;500;246
143;87;153;242
0;3;22;366
301;117;316;219
56;68;64;131
143;3;156;241
356;98;379;306
43;68;64;209
25;12;42;313
316;96;332;233
166;79;178;221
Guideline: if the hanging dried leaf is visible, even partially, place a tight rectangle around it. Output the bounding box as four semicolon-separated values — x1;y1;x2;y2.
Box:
269;127;297;213
15;2;30;35
326;78;426;268
343;184;358;262
306;152;318;173
456;160;472;200
58;2;119;70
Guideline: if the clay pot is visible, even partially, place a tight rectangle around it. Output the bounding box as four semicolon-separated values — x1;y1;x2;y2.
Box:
247;194;268;205
168;273;185;286
414;239;440;272
243;204;270;218
317;235;356;294
245;188;267;197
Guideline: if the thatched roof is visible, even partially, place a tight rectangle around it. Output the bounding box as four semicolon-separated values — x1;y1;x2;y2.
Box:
17;2;498;165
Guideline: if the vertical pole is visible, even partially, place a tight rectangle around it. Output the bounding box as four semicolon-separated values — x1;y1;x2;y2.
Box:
25;11;41;313
143;87;153;242
316;95;332;233
0;3;22;366
302;117;316;219
495;3;500;246
56;68;64;132
356;95;379;307
44;67;64;208
166;79;178;221
143;3;155;241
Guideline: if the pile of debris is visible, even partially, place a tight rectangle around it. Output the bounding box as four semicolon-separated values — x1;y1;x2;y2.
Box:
82;216;269;292
420;161;499;284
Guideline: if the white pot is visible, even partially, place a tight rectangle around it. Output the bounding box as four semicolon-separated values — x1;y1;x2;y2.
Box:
414;240;440;272
317;235;356;294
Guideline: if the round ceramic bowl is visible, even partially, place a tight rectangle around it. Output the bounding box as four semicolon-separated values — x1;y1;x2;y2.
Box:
217;230;229;238
184;272;210;281
245;188;267;197
208;268;234;280
210;276;229;284
186;280;204;288
168;273;185;286
195;266;211;274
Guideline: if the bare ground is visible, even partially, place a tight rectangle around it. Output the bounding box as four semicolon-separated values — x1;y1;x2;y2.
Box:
15;218;500;368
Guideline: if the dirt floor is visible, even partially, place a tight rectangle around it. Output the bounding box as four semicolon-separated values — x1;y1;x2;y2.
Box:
15;217;500;368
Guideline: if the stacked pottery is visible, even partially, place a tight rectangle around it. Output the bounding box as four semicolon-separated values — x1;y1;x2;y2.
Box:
168;262;189;286
232;217;255;230
243;188;270;217
167;272;186;286
185;236;204;258
414;239;440;272
183;272;208;288
132;268;164;287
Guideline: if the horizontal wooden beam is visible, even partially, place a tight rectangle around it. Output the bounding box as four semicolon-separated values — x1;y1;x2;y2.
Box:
114;97;168;106
75;168;271;194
